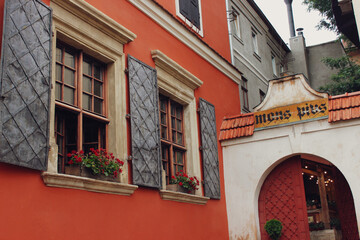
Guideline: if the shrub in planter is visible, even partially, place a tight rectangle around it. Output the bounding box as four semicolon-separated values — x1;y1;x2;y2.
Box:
169;170;200;193
264;219;282;240
67;148;124;180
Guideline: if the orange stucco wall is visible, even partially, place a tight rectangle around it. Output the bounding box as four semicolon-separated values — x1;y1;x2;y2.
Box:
0;0;241;239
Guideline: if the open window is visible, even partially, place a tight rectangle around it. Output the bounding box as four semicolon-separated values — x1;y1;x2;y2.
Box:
176;0;204;36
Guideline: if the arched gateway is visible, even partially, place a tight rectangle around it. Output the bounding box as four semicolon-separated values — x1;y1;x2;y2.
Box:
220;74;360;240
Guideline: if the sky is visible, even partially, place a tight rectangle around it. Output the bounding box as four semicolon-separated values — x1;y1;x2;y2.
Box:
253;0;338;46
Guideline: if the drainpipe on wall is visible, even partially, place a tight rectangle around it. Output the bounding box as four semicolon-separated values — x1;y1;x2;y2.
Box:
284;0;296;37
225;0;234;63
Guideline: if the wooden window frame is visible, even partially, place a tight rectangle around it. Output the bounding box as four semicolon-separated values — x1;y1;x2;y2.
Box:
159;95;186;184
55;42;109;173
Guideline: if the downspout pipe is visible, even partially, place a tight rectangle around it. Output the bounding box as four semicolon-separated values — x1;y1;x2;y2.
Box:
225;0;234;63
284;0;296;37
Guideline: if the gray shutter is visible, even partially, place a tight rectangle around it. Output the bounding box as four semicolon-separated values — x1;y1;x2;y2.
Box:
0;0;52;171
128;55;162;189
199;98;220;199
179;0;190;19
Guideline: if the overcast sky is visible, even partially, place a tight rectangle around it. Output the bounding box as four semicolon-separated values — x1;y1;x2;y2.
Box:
253;0;338;46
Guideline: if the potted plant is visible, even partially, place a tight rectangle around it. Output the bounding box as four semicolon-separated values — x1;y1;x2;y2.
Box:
67;148;124;182
167;170;200;194
264;219;282;240
309;221;325;231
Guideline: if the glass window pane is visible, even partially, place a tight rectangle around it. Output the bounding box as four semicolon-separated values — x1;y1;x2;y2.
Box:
176;119;182;131
64;51;75;68
177;165;183;173
56;64;62;81
161;112;167;125
161;126;167;139
177;151;183;164
94;81;102;97
56;47;62;62
55;83;61;100
64;68;75;86
160;99;166;111
171;117;175;129
64;86;74;105
83;76;92;93
94;64;102;80
172;130;176;142
57;135;63;153
94;98;102;114
83;60;92;76
176;107;181;118
83;94;91;111
177;133;183;145
171;105;175;116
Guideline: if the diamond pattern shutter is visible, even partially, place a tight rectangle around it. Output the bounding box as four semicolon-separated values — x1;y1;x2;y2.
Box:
128;55;162;188
0;0;52;171
190;0;200;28
199;98;220;199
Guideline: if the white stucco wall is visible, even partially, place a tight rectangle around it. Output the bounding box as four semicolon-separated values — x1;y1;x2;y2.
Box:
222;118;360;240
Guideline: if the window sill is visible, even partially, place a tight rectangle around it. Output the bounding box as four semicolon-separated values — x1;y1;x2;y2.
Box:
253;52;261;62
233;34;244;45
159;190;209;205
42;172;138;196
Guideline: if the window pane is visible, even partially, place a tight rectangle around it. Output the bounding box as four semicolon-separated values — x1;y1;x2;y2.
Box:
56;64;62;81
94;98;102;114
160;99;166;111
176;119;182;131
83;94;91;111
161;112;167;125
171;105;175;116
177;165;183;173
57;135;63;153
94;81;103;97
64;51;75;68
56;48;62;62
177;151;183;164
55;83;62;100
176;107;181;118
171;117;175;129
94;64;102;80
64;86;74;105
83;76;92;93
83;60;92;76
64;68;75;86
177;133;183;145
161;126;167;139
172;130;176;142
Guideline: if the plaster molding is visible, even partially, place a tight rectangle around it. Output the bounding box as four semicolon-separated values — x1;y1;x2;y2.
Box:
42;172;138;196
152;50;203;90
128;0;241;84
233;48;268;85
160;190;209;205
51;0;136;44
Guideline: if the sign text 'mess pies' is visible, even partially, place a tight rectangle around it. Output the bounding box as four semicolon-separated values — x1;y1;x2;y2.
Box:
254;99;328;129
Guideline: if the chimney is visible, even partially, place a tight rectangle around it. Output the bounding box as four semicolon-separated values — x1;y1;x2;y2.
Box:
284;0;296;37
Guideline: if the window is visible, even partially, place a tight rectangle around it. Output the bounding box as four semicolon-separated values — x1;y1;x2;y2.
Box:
55;42;108;173
271;54;277;77
176;0;203;36
232;9;241;39
280;64;284;74
241;77;249;112
251;30;259;55
259;89;266;102
159;95;186;184
42;0;137;196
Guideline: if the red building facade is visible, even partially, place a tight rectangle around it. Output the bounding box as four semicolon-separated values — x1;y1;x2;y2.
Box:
0;0;242;239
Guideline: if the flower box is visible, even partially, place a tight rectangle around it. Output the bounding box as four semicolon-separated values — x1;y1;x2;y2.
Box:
64;165;81;176
166;184;194;194
81;167;120;183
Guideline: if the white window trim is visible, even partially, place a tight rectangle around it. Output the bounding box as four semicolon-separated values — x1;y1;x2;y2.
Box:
233;9;242;39
175;0;204;37
151;50;209;204
43;0;137;196
271;54;277;77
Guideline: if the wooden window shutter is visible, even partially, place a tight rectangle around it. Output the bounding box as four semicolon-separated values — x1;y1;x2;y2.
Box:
179;0;190;20
128;55;162;189
0;0;52;171
199;98;220;199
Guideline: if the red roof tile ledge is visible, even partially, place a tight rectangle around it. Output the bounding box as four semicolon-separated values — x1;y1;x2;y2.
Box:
328;91;360;122
219;113;255;141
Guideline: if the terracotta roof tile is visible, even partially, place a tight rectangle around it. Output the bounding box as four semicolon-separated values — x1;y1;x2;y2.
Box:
328;91;360;122
219;113;255;141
